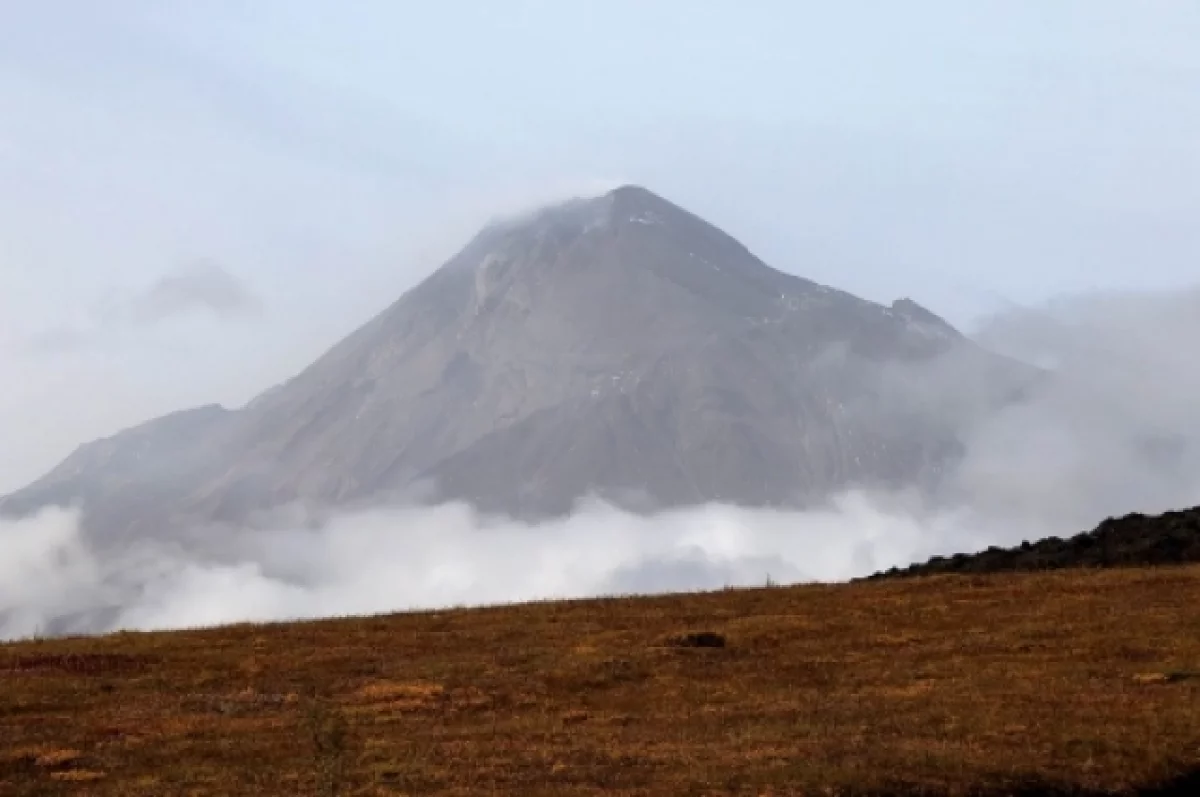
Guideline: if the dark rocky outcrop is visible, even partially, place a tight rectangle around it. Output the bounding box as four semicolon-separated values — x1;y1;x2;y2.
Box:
867;505;1200;579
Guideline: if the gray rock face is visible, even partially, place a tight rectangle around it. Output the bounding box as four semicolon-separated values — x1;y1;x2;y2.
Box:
2;185;1036;533
0;405;237;539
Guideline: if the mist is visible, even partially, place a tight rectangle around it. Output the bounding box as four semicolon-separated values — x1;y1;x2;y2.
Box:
0;494;979;641
2;287;1197;641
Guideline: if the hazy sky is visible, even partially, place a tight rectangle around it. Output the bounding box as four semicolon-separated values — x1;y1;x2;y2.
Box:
3;1;1199;493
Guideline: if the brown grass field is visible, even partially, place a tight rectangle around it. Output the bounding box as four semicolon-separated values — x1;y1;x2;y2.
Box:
3;566;1200;796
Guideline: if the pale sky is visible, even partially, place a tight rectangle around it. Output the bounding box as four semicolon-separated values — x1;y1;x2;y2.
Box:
2;1;1200;493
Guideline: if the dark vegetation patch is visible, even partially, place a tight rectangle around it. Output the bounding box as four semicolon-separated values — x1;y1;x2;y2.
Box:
667;630;726;648
848;767;1200;796
868;505;1200;580
1;651;158;676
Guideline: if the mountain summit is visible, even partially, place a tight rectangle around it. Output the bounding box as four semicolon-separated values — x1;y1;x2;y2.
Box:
2;186;1033;532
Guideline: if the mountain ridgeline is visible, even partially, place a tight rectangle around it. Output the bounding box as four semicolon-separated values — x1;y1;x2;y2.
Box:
2;185;1037;537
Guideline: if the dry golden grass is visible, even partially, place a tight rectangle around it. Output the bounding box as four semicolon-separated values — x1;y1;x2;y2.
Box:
3;566;1200;795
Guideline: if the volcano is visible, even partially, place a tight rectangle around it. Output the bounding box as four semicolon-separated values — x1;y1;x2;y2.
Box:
1;185;1035;535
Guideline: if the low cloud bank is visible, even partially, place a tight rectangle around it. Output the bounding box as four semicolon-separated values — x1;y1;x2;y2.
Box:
0;493;991;640
1;287;1198;640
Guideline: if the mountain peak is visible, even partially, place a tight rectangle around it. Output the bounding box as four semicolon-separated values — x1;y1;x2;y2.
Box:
602;184;687;228
478;185;683;237
605;183;657;199
604;182;669;206
445;184;704;281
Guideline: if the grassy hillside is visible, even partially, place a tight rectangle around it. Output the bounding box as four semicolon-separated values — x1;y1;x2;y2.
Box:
3;567;1200;795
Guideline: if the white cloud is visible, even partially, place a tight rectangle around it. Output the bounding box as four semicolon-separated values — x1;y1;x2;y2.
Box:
0;493;989;640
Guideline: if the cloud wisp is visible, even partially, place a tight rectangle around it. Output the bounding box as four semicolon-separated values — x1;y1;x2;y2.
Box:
22;261;262;356
128;260;264;323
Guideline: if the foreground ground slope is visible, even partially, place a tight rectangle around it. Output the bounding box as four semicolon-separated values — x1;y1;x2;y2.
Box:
869;506;1200;579
4;568;1200;796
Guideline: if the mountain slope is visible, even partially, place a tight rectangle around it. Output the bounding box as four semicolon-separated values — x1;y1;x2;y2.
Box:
2;185;1037;532
0;405;236;539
